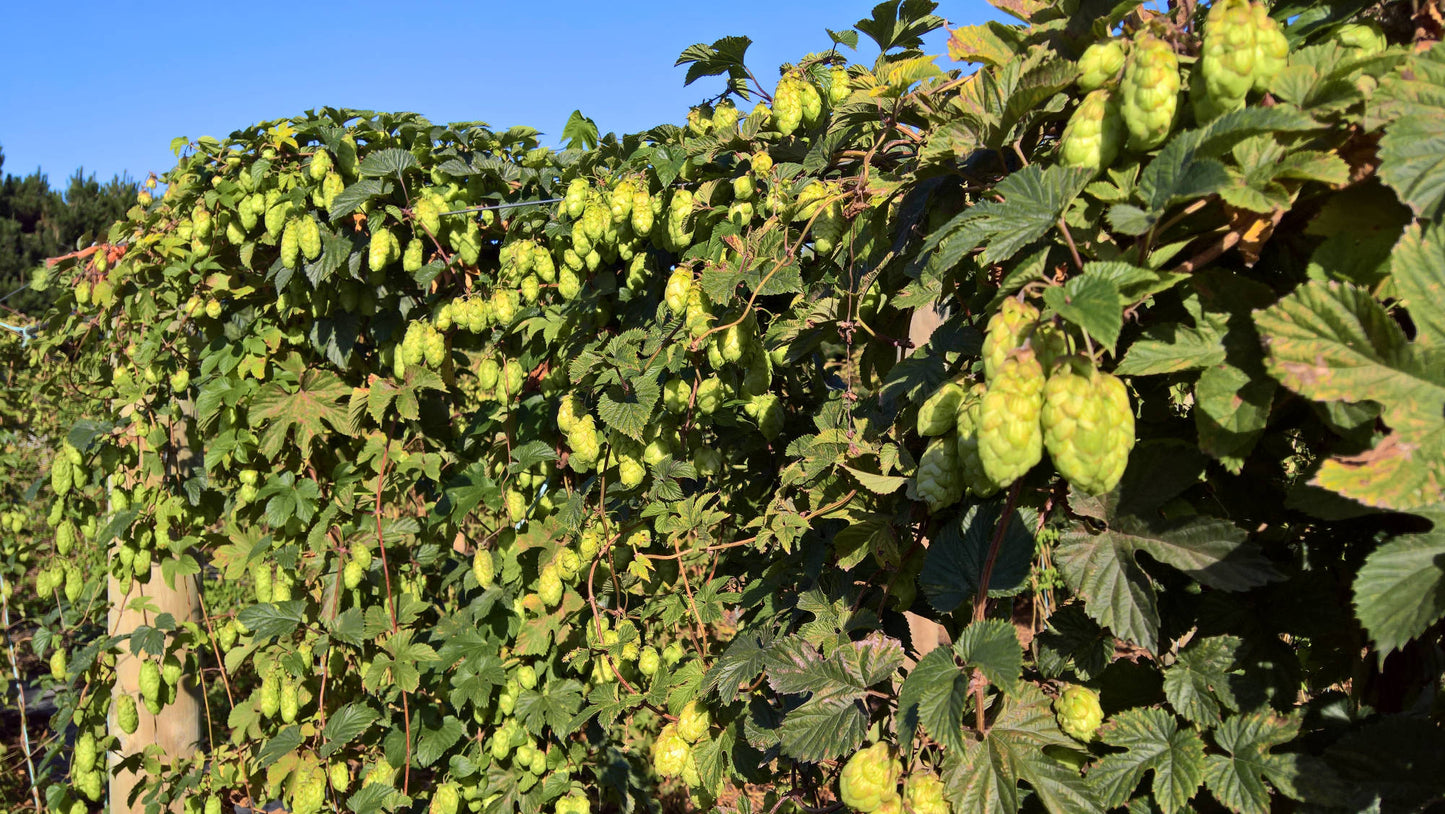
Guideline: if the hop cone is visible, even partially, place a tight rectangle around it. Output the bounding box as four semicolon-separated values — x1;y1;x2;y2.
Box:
652;723;691;777
1078;39;1127;91
1041;357;1134;495
1120;31;1180;150
1054;685;1105;742
978;350;1046;486
1200;0;1258;116
918;381;966;436
1251;2;1290;90
955;383;1001;498
838;742;901;813
983;298;1041;382
916;435;964;511
902;772;952;814
1060;89;1125;172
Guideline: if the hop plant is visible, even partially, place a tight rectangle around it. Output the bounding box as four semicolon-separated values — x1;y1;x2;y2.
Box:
1059;89;1125;172
916;435;963;511
1251;2;1290;90
902;771;952;814
918;381;966;437
1041;357;1135;495
652;723;691;777
1078;39;1127;90
773;74;805;136
983;298;1041;382
978;350;1046;486
955;383;1002;498
838;741;902;813
1119;31;1180;150
1199;0;1259;118
676;701;711;743
116;693;139;734
1054;685;1105;742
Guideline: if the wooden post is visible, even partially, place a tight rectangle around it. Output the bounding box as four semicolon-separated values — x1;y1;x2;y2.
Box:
108;396;203;813
904;304;953;662
108;566;203;813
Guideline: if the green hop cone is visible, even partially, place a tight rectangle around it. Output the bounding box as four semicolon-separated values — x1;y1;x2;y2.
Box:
299;215;321;260
1200;0;1258;118
917;381;966;437
538;563;563;606
403;238;424;273
1119;31;1180;150
675;701;711;743
1041;357;1135;495
1059;89;1125;172
1054;685;1105;742
431;782;461;814
664;268;693;316
773;76;804;136
1251;3;1290;91
50;648;67;681
290;768;327;814
902;771;951;814
1078;39;1127;90
956;383;1002;498
117;693;139;734
915;435;963;512
638;646;660;676
978;349;1046;486
983;298;1041;382
838;741;902;813
652;723;691;777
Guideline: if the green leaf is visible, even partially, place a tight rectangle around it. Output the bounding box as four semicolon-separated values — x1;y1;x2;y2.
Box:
1255;281;1445;510
1057;516;1277;652
1352;505;1445;655
842;465;910;494
943;684;1101;814
898;648;970;755
777;696;867;763
327;178;389;221
236;601;305;641
1089;707;1207;814
855;0;946;53
415;714;465;767
1162;636;1243;727
321;703;379;758
674;35;753;87
953;619;1022;696
922;164;1094;269
1194;363;1275;474
1042;274;1124;353
921;501;1036;613
1116;304;1228;376
1376;43;1445;220
704;633;769;703
515;679;584;737
1203;711;1314;814
1390;222;1445;349
357;148;418;178
561;110;599;151
255;724;302;770
249;369;352;460
596;378;659;444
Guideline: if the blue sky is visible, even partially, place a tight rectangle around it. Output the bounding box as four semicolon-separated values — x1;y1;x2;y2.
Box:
0;1;994;188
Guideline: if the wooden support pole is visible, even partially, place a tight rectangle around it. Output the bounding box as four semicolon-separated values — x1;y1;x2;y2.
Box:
108;566;202;814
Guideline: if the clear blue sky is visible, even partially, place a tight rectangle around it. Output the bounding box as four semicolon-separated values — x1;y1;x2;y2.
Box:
0;1;994;187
